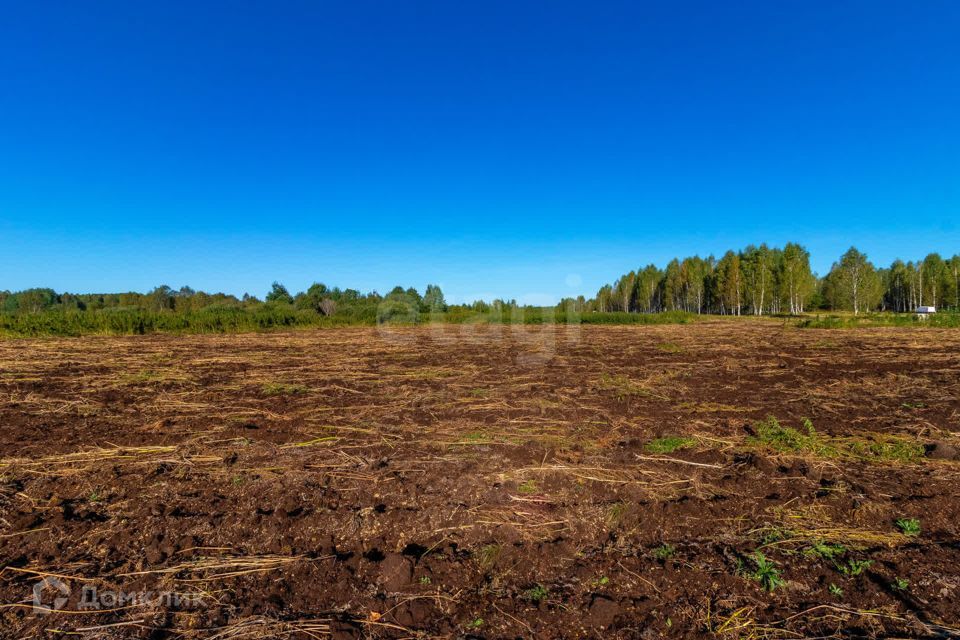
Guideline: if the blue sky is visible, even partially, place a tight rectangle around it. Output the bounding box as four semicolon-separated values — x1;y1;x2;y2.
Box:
1;1;958;303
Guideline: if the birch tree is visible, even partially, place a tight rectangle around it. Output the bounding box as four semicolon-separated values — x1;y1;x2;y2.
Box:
716;251;743;315
780;243;815;314
828;247;881;314
741;244;773;315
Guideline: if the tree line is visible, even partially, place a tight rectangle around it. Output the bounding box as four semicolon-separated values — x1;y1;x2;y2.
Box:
0;282;451;320
2;244;958;330
0;280;541;329
562;245;960;316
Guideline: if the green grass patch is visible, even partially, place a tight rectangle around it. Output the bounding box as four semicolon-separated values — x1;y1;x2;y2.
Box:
645;436;696;454
750;416;834;456
517;479;538;494
261;382;310;396
848;438;925;463
797;312;960;329
120;369;165;384
0;306;698;338
749;416;926;463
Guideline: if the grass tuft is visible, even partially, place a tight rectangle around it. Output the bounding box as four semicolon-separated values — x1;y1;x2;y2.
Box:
261;382;310;396
645;436;696;454
477;544;501;571
750;416;831;455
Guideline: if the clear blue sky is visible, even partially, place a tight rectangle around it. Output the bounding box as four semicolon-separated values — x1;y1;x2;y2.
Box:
1;1;958;304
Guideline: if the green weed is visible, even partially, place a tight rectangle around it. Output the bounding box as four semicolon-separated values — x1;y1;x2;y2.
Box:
653;544;676;562
838;559;872;576
804;540;846;562
524;584;549;603
895;518;921;536
748;552;786;592
757;526;792;546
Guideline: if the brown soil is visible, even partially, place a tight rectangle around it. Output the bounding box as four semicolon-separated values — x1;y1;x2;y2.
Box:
1;320;959;638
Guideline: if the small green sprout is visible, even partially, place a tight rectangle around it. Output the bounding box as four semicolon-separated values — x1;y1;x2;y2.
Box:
749;552;786;592
838;559;872;576
895;518;921;536
525;584;549;603
653;544;676;562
